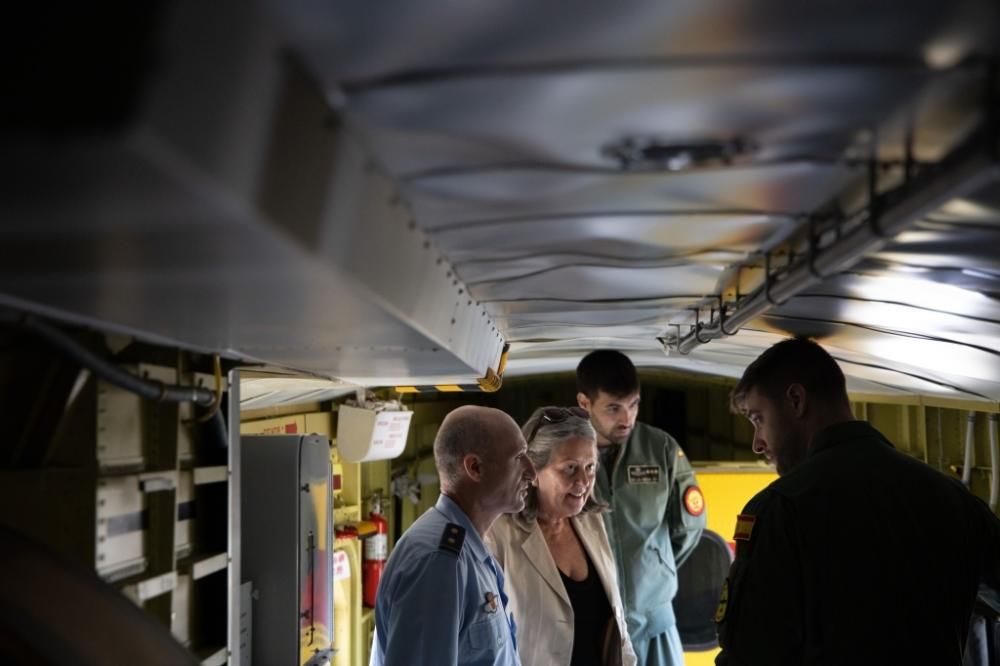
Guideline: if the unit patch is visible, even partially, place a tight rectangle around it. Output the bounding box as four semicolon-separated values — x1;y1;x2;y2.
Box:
626;465;661;484
683;485;705;516
715;578;729;622
734;514;756;541
439;523;466;555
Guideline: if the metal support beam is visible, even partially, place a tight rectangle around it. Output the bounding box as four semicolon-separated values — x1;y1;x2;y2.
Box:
0;0;506;386
315;131;508;384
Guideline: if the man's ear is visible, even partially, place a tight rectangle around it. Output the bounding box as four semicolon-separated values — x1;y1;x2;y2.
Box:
786;383;807;418
463;453;483;482
576;392;591;412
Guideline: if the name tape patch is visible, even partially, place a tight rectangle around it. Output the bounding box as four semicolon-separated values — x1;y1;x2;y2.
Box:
626;465;661;484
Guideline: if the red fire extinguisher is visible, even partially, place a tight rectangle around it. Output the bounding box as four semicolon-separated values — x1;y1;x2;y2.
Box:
362;493;388;608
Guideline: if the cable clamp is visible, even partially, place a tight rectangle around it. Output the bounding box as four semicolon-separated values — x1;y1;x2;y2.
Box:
764;253;783;306
807;217;826;280
692;307;712;345
717;295;738;336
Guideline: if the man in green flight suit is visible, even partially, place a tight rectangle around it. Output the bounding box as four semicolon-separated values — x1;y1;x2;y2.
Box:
576;350;706;665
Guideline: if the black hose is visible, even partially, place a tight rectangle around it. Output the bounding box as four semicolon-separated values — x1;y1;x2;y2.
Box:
10;313;216;406
205;407;229;449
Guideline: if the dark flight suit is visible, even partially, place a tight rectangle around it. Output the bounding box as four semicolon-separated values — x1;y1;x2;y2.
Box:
595;421;706;665
715;421;1000;666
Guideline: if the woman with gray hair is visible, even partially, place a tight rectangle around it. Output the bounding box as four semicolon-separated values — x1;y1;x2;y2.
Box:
487;407;636;666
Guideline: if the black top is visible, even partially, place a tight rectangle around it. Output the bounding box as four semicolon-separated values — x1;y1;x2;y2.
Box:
559;546;613;666
716;421;1000;666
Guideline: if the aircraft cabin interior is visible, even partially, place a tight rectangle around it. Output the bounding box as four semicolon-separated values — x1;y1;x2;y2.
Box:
2;1;999;664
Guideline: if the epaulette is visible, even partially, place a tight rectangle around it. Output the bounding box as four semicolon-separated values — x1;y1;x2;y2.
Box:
438;523;465;556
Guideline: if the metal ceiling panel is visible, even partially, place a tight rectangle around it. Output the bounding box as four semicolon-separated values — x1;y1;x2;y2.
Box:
506;329;926;397
431;213;789;255
472;264;722;304
496;306;691;330
458;250;748;287
487;296;698;316
865;190;1000;294
758;317;1000;399
505;323;671;344
279;1;999;84
240;377;357;410
768;298;1000;375
345;67;932;174
405;164;853;237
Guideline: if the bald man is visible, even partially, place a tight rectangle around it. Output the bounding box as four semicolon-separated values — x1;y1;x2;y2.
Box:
370;406;537;666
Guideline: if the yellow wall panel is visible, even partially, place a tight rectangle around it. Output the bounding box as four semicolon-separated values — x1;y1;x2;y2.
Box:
240;414;306;435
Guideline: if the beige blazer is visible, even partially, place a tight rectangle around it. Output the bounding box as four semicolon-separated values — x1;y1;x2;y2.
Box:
487;512;637;666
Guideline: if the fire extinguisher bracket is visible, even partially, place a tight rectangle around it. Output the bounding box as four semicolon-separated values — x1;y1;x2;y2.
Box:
354;520;377;537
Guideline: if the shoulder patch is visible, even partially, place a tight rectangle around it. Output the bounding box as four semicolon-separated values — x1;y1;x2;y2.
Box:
683;485;705;516
734;514;755;541
439;523;466;555
715;578;729;623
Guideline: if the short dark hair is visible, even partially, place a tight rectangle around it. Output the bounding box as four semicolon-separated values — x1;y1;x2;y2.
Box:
730;337;848;413
576;350;639;400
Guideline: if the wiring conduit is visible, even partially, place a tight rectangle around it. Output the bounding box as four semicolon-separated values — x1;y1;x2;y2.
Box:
12;313;216;406
962;411;976;487
989;414;999;511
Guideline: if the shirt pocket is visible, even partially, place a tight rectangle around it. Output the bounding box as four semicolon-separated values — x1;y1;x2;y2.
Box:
465;612;506;652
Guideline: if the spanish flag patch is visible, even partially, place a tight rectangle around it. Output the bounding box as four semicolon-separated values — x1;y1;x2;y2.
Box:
734;513;756;541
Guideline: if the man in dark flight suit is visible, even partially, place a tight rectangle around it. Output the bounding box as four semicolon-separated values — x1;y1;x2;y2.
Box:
715;337;1000;665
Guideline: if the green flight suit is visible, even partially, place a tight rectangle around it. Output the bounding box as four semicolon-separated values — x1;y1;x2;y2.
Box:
594;421;706;665
715;421;1000;666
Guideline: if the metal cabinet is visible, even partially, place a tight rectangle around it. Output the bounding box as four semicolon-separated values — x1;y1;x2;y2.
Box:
241;434;333;666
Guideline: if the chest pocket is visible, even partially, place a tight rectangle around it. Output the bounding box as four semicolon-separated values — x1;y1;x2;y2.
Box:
465;612;507;651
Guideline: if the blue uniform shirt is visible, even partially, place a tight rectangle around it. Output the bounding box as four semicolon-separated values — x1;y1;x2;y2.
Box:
370;495;519;666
